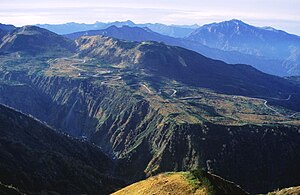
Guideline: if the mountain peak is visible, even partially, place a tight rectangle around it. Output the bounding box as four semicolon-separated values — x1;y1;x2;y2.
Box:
0;23;16;31
113;20;135;26
125;19;135;24
0;25;75;55
228;19;245;24
194;19;250;34
261;26;280;32
187;18;300;76
218;19;248;27
19;25;46;33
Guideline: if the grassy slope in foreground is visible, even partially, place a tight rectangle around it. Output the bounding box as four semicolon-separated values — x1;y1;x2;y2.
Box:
112;170;249;195
266;186;300;195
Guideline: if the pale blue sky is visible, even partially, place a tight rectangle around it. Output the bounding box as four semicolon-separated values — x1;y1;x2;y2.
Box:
1;0;300;35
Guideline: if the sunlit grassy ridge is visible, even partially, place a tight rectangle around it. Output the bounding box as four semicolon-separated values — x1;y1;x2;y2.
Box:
112;170;249;195
266;186;300;195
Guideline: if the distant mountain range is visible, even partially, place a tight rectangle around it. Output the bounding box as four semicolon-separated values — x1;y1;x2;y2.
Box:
187;19;300;75
37;20;199;38
188;19;300;59
3;20;300;76
65;24;296;76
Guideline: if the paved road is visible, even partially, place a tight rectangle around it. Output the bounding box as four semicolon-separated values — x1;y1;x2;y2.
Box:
262;99;282;115
101;76;122;85
180;93;299;118
179;96;203;100
64;59;300;118
170;89;177;97
68;59;87;72
141;84;153;94
238;94;299;118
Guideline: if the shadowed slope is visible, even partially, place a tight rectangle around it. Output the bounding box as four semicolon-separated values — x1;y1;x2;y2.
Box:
0;104;125;194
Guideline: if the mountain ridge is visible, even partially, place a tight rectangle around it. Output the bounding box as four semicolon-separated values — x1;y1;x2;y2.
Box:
0;103;126;194
37;20;198;37
0;25;75;55
187;19;300;75
113;170;249;195
0;23;16;32
76;35;300;98
65;25;295;76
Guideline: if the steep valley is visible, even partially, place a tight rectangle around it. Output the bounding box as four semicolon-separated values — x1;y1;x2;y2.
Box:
0;26;300;194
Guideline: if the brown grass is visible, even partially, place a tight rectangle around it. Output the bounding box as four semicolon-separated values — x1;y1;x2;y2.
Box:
268;186;300;195
112;172;207;195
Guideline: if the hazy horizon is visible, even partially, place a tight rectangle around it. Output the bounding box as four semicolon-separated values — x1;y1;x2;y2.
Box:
1;0;300;35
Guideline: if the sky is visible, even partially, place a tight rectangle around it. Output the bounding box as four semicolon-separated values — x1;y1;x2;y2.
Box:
1;0;300;35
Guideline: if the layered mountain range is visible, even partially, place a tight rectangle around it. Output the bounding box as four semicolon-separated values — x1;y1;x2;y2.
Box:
0;23;300;194
62;20;300;76
187;19;300;75
37;20;199;38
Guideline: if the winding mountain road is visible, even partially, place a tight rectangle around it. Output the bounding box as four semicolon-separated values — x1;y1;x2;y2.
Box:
262;99;282;115
179;93;299;118
179;96;203;100
141;84;153;94
170;89;177;97
64;58;300;118
101;76;122;85
246;94;298;118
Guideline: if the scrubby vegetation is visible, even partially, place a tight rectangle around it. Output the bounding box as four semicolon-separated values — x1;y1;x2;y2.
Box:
185;170;216;195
